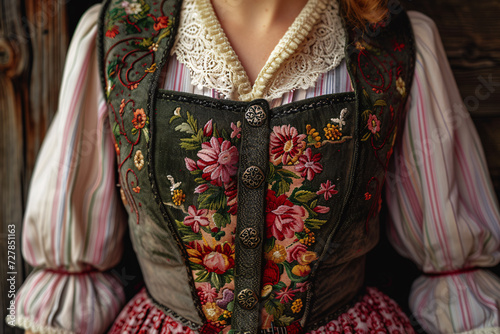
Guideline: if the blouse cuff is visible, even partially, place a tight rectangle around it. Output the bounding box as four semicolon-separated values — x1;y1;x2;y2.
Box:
10;268;125;334
410;269;500;334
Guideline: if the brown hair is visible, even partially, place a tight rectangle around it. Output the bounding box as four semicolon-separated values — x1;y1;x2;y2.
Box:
341;0;389;28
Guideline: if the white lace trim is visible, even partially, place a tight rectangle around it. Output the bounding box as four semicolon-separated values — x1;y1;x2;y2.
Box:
6;315;75;334
172;0;345;101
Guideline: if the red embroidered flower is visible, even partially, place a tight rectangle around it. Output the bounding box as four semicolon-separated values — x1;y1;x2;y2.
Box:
262;260;280;287
203;119;213;137
184;206;210;233
270;125;306;165
187;242;235;275
367;114;381;134
148;14;169;31
317;180;338;200
132;108;147;129
275;287;295;304
230;122;241;139
197;283;218;305
265;190;305;241
197;137;239;186
105;25;119;38
224;179;238;215
294;148;323;181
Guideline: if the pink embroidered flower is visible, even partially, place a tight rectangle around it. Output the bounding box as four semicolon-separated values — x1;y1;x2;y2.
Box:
317;180;339;200
275;287;295;304
197;283;218;304
295;148;323;181
367;114;381;134
265;190;305;241
197;137;239;185
313;205;330;214
187;242;235;275
184;206;210;233
194;184;209;194
203;119;213;137
230;122;241;139
286;243;308;263
185;157;198;171
270;125;306;165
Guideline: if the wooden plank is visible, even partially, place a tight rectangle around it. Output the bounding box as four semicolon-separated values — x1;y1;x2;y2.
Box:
0;1;68;332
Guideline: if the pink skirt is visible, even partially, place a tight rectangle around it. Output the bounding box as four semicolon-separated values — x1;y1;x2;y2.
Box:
108;287;415;334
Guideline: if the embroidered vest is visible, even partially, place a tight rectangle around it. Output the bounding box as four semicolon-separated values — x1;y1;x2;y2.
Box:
97;1;415;333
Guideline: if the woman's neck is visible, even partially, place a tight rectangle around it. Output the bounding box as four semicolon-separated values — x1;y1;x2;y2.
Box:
210;0;309;85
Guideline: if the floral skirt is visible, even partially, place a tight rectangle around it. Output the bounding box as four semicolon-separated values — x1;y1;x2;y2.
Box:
108;287;415;334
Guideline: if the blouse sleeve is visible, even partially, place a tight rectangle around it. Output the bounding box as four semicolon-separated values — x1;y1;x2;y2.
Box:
11;5;127;333
385;11;500;334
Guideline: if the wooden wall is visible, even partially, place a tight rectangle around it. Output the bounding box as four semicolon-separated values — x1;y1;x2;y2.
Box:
0;1;499;333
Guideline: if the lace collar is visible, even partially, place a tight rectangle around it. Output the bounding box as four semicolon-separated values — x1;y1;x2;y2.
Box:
171;0;346;101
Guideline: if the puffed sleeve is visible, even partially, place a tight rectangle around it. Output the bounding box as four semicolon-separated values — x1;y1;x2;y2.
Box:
10;5;127;333
385;11;500;334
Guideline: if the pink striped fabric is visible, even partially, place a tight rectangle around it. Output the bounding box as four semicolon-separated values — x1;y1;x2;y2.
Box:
11;4;500;334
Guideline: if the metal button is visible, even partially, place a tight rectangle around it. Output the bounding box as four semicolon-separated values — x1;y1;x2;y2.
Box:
245;105;266;127
239;228;261;248
242;166;265;189
237;289;258;310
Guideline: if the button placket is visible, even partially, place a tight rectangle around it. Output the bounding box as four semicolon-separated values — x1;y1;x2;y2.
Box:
231;101;270;333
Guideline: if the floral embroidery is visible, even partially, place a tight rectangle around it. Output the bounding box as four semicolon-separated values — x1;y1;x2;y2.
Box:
134;150;144;170
367;114;381;134
396;77;406;96
323;123;342;140
270;125;307;165
317;180;338;200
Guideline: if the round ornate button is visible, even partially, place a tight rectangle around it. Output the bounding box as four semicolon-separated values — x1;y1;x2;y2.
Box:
242;166;265;189
237;289;258;310
239;228;260;248
245;105;266;127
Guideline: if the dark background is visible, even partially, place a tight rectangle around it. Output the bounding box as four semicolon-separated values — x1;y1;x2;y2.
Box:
1;0;499;333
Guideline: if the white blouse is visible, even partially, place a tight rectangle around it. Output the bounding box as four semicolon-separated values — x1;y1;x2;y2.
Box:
10;1;500;333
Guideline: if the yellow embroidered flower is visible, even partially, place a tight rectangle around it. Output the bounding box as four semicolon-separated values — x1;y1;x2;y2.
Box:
324;123;342;141
202;302;224;322
265;244;287;264
134;150;145;170
396;77;406;96
306;124;322;147
172;189;186;206
299;228;315;246
219;310;232;325
291;299;303;313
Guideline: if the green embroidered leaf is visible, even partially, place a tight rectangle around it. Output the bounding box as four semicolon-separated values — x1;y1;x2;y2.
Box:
277;316;295;327
305;218;328;230
213;212;231;229
195;270;210;283
373;99;387;107
273;281;287;292
277;168;300;179
267;163;276;181
175;219;202;242
142;127;149;143
175;122;194;134
189;263;205;271
210;272;225;290
139;37;153;48
264;238;275;253
197;186;227;211
112;123;121;141
310;199;318;209
169;115;181;123
186;112;198;133
227;301;234;312
194;177;205;184
361;132;371;142
271;178;291;197
221;128;230;141
293;190;317;203
190;169;202;177
131;127;138;136
264;296;285;318
180;137;202;150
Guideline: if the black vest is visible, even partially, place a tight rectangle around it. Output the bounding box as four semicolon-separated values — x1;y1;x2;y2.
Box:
98;0;415;333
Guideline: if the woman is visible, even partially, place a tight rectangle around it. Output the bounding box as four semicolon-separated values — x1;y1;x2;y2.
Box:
15;0;500;333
